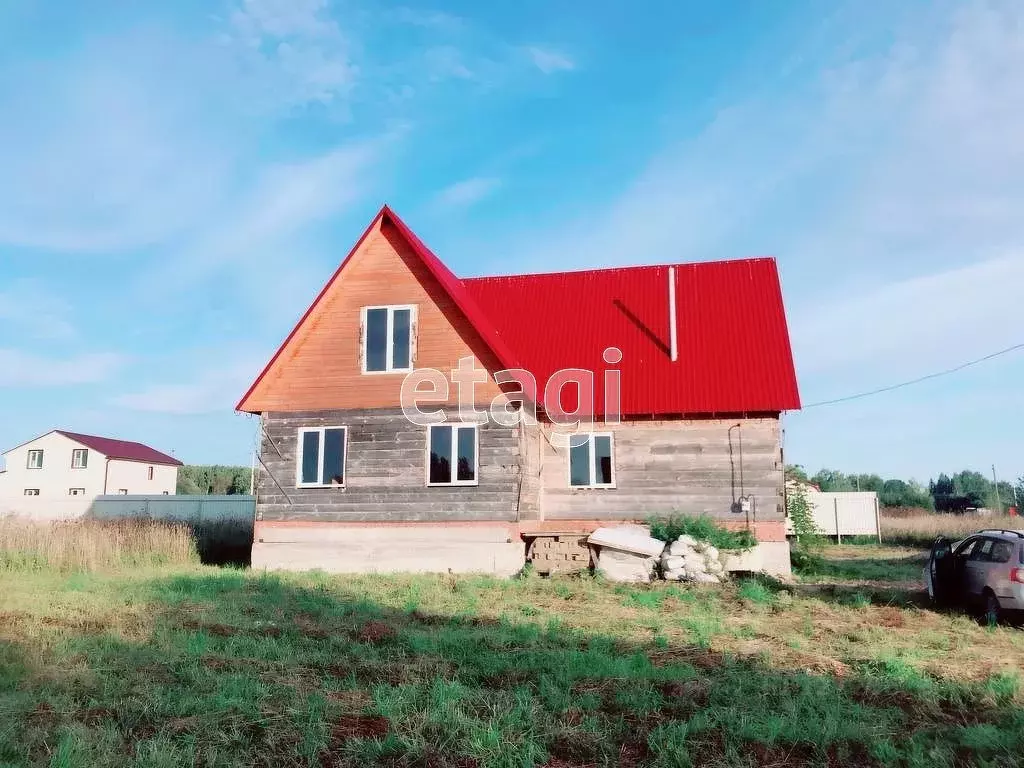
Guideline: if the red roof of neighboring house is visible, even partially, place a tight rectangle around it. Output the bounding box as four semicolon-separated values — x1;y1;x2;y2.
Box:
238;205;801;416
56;431;183;466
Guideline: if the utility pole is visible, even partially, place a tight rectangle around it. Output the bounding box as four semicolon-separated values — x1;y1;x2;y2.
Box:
992;465;1001;512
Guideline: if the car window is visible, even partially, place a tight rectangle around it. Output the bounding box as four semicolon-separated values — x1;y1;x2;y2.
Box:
989;540;1014;564
969;539;995;562
956;538;978;558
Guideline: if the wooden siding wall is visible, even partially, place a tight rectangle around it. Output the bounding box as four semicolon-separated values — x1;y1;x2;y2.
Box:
243;220;505;412
532;417;784;521
257;410;522;522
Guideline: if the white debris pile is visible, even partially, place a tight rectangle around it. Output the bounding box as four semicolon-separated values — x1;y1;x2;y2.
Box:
587;526;666;583
659;535;727;583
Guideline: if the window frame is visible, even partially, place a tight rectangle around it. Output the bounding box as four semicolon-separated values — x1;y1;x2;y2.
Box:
24;489;40;496
71;448;89;469
26;450;43;469
360;304;417;375
295;426;349;489
425;423;480;487
148;466;154;481
567;432;617;489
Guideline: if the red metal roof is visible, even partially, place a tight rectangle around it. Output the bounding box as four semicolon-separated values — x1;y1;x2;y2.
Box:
56;431;183;466
238;206;800;416
463;260;800;416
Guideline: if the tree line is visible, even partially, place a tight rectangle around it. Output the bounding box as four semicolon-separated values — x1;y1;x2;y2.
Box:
176;465;251;495
787;466;1023;513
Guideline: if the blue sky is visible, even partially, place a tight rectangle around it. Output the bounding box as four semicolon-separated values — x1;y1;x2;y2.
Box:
0;0;1021;484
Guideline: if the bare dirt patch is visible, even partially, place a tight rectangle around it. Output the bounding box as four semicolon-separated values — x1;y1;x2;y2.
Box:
318;714;390;766
357;620;397;645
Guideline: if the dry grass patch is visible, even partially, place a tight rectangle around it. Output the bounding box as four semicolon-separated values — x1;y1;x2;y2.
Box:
881;513;1022;548
0;516;199;572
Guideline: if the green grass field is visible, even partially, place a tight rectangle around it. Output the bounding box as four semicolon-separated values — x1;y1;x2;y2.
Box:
1;526;1024;767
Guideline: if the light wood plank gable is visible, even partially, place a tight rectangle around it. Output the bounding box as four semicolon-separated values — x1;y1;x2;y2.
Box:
241;219;505;412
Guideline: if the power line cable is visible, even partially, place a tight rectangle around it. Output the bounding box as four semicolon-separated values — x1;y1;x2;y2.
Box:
802;342;1024;409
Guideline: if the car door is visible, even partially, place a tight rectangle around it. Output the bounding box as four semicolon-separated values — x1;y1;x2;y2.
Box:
948;537;979;602
964;537;995;600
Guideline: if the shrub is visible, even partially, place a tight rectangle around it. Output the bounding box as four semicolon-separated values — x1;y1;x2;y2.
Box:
647;514;756;551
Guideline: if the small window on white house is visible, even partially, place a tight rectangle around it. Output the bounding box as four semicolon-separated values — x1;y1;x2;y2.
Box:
297;427;347;487
361;305;415;373
27;450;43;469
24;489;40;496
148;466;154;480
427;424;478;486
69;488;85;496
71;449;89;469
117;489;128;495
568;434;615;488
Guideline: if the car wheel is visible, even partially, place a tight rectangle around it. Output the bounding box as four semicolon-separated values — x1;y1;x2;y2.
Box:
982;592;1001;627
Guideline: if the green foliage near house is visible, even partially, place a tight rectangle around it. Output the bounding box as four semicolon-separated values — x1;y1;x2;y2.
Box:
176;465;251;495
647;514;756;551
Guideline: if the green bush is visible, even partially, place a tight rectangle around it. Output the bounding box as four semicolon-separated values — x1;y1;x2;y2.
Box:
789;545;824;576
647;514;756;551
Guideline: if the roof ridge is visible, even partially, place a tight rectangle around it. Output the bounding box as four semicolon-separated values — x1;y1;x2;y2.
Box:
461;256;777;283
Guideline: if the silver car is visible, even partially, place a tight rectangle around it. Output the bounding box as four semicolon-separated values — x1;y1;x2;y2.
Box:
925;529;1024;623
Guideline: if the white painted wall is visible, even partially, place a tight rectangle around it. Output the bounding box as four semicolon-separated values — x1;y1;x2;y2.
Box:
105;461;177;496
0;432;107;499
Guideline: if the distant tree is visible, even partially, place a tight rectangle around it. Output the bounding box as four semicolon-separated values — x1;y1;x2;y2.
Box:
878;479;933;509
1015;477;1024;510
930;474;953;496
811;469;855;492
785;465;810;484
952;471;991;508
849;474;884;493
177;465;251;495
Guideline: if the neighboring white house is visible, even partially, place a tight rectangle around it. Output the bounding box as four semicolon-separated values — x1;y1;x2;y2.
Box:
0;430;182;517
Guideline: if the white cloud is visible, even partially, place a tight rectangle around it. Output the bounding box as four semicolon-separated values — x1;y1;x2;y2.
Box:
226;0;355;105
113;358;262;415
432;177;501;209
792;255;1024;378
0;35;234;253
0;350;124;387
525;46;575;74
423;46;477;81
497;1;1024;310
389;7;465;31
140;135;387;293
0;280;77;341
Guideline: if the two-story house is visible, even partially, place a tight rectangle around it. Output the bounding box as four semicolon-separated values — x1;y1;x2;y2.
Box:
0;431;182;514
238;206;801;575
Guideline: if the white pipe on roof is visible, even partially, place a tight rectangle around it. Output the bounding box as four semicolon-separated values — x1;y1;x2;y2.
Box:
668;266;678;362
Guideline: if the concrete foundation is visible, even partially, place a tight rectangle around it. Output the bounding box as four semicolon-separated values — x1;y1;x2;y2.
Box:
752;541;792;577
252;524;526;576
